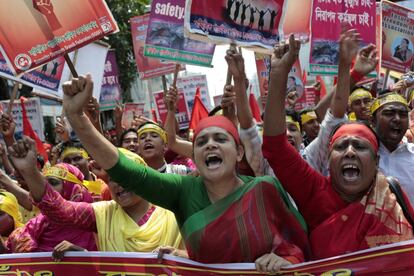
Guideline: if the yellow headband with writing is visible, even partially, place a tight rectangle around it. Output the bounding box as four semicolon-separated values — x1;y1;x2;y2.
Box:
300;111;317;125
0;190;23;229
286;116;300;131
43;166;83;185
371;93;408;114
137;123;167;144
349;89;372;105
60;147;89;161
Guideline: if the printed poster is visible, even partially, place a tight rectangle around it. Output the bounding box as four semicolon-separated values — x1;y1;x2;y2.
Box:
0;52;64;95
176;74;211;113
381;1;414;73
294;86;318;111
153;90;190;129
145;0;215;67
255;53;271;98
310;0;376;75
185;0;285;51
130;14;176;79
121;103;145;129
0;0;118;75
0;97;44;141
99;51;121;111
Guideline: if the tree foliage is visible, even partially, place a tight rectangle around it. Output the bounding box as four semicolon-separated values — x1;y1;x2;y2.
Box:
105;0;149;102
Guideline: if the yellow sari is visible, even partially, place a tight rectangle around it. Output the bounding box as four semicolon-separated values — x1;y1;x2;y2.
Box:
92;200;182;252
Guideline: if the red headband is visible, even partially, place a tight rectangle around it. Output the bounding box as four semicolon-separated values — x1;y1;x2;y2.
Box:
329;124;378;152
193;116;240;145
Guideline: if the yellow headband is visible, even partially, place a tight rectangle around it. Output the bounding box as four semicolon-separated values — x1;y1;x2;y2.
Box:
60;147;89;161
286;116;300;131
137;123;167;144
301;111;317;125
118;148;147;166
43;166;83;185
349;89;372;105
0;190;23;229
371;93;408;114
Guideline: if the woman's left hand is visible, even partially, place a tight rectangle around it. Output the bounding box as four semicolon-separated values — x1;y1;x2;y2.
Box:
255;253;291;274
52;240;86;262
154;246;189;263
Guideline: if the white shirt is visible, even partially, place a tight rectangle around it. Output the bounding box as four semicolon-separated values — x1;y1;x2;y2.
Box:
378;142;414;203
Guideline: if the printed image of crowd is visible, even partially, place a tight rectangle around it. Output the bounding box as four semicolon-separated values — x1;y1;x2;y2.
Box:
311;40;339;65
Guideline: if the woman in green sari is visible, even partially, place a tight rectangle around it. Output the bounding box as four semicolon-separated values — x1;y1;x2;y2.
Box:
57;74;310;274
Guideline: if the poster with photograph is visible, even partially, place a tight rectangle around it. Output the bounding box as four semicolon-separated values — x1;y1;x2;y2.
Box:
153;90;190;129
99;51;121;111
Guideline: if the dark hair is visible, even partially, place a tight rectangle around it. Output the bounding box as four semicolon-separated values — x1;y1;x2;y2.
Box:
59;139;86;158
208;105;223;116
351;85;370;94
118;128;138;147
402;38;410;45
286;108;301;125
299;107;316;116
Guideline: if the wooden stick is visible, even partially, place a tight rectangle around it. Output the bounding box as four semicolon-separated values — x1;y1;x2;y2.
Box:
162;75;168;95
7;82;19;116
226;44;237;85
172;64;180;88
64;53;78;78
383;69;390;90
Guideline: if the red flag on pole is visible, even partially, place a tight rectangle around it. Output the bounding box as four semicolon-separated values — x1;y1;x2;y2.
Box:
189;87;209;130
20;97;48;162
316;76;327;99
249;91;262;123
151;108;158;123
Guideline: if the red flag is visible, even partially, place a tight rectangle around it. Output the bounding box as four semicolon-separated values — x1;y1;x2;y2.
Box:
20;97;48;162
316;76;327;99
151;108;158;122
189;88;209;130
249;92;262;123
302;70;307;85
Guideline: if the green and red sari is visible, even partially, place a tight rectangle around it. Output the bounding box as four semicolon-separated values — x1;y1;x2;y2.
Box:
181;175;310;264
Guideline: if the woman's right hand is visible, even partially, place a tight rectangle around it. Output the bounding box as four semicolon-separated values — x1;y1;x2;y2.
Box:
52;240;86;262
0;114;16;138
255;253;291;274
8;137;38;173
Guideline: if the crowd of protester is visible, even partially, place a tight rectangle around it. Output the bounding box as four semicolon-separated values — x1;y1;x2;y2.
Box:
1;28;414;274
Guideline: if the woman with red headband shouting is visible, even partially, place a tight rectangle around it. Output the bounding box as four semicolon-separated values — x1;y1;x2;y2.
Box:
38;74;312;273
263;30;414;260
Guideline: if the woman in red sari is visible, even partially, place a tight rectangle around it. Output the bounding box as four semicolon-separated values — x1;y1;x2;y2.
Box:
42;74;312;274
263;30;414;260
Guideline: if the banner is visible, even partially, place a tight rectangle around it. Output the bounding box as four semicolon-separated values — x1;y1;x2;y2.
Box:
0;1;118;75
309;0;376;75
130;14;177;79
185;0;285;51
294;86;318;111
0;97;44;141
381;1;414;73
121;103;146;129
0;52;65;95
99;51;121;111
3;240;414;275
176;75;211;113
153;90;190;129
281;0;312;41
255;53;271;99
144;0;215;67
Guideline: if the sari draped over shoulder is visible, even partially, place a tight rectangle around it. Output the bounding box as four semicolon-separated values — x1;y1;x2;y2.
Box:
181;176;310;264
310;175;414;260
92;200;182;252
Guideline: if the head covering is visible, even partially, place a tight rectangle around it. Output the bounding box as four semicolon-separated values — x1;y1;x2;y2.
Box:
371;93;408;114
0;190;23;229
286;116;300;131
329;123;378;153
137;123;167;144
300;110;317;125
349;88;372;105
43;165;83;185
193;115;240;145
60;147;89;161
118;148;147;166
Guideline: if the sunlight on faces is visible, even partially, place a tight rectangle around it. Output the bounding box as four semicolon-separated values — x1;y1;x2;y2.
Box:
373;103;409;150
329;136;378;201
350;97;372;121
62;153;89;177
137;131;167;161
193;126;243;182
121;132;139;153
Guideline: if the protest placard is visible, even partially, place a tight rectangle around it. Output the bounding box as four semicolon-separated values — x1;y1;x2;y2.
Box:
130;14;177;79
176;74;211;113
153;90;190;129
255;53;271;99
144;0;215;67
99;51;121;111
0;1;118;75
121;103;146;129
309;0;376;75
381;1;414;73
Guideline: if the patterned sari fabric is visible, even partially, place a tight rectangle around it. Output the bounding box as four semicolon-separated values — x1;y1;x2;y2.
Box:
6;164;97;253
182;176;310;264
310;175;414;260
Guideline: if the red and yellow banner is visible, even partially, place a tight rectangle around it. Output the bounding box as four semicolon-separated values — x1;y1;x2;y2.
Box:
2;240;414;275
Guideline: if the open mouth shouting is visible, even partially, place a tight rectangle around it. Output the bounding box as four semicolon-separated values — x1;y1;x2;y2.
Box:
205;153;223;170
341;164;360;182
143;143;155;151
